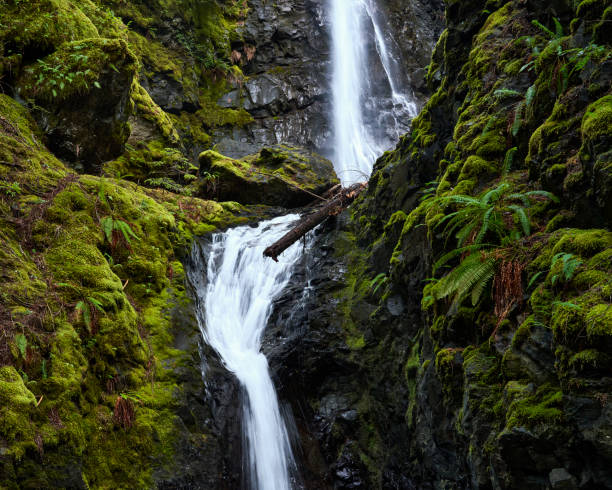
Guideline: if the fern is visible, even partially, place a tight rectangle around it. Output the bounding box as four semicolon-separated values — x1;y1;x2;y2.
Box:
436;254;496;306
494;88;522;99
512;101;524;137
100;216;140;249
502;147;517;175
532;19;557;39
433;243;494;273
101;216;113;242
15;334;27;358
115;220;139;244
525;84;536;107
507;204;530;236
368;273;388;294
550;252;583;284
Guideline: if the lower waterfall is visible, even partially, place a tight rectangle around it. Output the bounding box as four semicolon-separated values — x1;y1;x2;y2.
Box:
192;215;304;490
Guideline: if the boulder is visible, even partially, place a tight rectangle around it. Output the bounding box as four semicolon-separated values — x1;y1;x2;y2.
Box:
18;38;138;172
198;145;339;207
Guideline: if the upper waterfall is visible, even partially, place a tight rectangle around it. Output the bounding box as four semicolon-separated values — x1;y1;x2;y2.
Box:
330;0;418;185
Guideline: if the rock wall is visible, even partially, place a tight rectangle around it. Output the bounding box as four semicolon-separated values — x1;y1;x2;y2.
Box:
267;0;611;488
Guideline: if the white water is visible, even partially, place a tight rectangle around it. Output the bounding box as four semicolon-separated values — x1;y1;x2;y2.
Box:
330;0;417;185
199;215;303;490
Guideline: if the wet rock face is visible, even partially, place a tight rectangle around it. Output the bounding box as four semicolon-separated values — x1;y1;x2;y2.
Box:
159;242;244;490
214;0;331;158
25;40;138;173
214;0;444;160
263;214;421;489
381;0;445;97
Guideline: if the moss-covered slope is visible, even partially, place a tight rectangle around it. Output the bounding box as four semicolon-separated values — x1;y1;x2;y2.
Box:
0;68;263;490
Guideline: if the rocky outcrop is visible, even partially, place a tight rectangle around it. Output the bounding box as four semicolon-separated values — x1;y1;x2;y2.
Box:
199;145;338;207
17;38;138;173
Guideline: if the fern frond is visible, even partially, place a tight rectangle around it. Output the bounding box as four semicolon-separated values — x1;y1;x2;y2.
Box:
507;204;530;236
532;19;555;39
114;220;140;244
433;243;494;272
101;217;113;243
563;257;582;281
507;193;531;206
456;220;479;246
525;190;559;202
553;17;563;38
512;101;525;137
525;84;536;107
502;147;517;175
471;263;495;305
437;254;496;305
475;207;494;243
494;89;522;99
482;183;509;205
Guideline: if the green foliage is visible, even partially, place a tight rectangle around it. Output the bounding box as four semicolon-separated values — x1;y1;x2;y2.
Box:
15;334;27;359
0;181;22;197
502;147;517;175
435;253;496;307
551;252;583;285
101;216;140;248
494;88;522;99
426;183;557;309
75;296;105;331
429;183;557;255
368;273;388;294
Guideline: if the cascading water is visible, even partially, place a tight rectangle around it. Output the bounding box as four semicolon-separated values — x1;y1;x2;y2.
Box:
190;3;418;488
193;215;303;490
331;0;418;185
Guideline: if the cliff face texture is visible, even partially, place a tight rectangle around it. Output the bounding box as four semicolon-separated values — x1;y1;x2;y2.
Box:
0;0;611;488
267;0;610;488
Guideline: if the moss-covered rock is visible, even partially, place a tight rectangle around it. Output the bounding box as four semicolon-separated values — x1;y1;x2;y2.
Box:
199;145;339;207
17;38;138;171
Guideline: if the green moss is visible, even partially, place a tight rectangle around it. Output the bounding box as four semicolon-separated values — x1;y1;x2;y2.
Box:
19;38;138;102
505;384;563;428
131;81;179;143
581;95;612;141
551;228;611;256
0;366;37;459
569;349;610;372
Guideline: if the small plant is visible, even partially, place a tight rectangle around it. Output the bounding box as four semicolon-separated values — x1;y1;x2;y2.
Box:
15;333;27;359
426;183;557;311
75;296;105;333
201;171;220;197
434;252;496;307
101;216;140;252
0;180;22;197
550;252;583;285
428;183;557;273
368;273;388;294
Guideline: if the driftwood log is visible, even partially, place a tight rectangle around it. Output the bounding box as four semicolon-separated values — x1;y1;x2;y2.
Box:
263;182;367;261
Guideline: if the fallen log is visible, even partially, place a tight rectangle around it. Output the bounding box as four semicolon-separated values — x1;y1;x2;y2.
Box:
263;182;367;261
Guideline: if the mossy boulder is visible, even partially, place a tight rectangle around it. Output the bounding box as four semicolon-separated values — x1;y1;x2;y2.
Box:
18;38;138;172
198;145;339;207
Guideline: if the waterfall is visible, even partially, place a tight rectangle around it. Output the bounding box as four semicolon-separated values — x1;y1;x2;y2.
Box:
193;215;303;490
187;3;418;488
330;0;417;185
